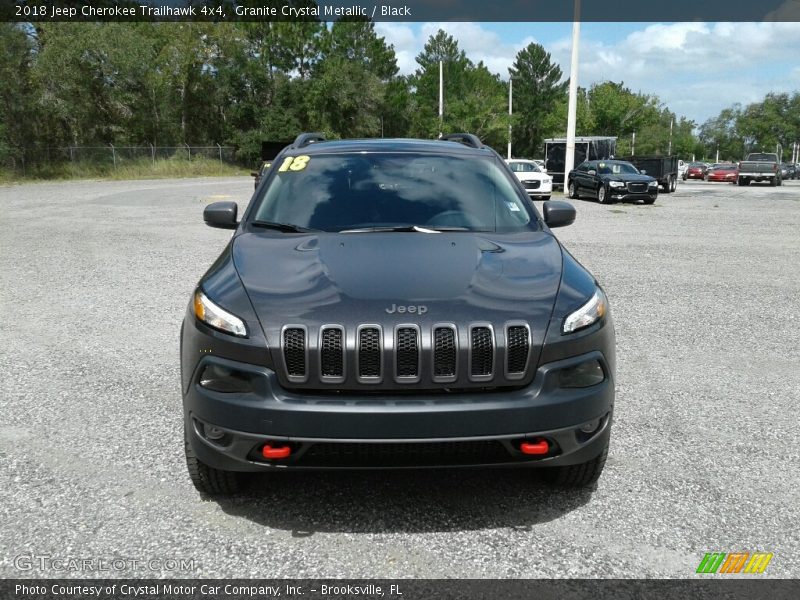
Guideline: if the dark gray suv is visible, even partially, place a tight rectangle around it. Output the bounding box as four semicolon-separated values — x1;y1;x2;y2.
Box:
181;133;615;494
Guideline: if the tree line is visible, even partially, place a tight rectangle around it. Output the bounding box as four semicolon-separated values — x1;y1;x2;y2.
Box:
1;19;797;171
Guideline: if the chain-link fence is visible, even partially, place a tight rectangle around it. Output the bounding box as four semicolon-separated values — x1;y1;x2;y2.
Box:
4;144;239;174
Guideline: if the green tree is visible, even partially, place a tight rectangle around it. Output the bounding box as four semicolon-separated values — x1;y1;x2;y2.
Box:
508;43;568;157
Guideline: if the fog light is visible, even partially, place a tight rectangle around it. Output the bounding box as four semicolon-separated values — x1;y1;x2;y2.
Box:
579;419;601;434
199;363;254;393
205;426;226;440
559;359;605;388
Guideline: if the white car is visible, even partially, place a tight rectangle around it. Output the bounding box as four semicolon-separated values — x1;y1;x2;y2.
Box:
506;159;553;199
678;160;687;179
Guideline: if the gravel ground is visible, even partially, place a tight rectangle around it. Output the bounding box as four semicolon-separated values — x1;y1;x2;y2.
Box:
0;176;798;579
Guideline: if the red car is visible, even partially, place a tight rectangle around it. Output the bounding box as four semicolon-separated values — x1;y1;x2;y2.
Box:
705;163;738;183
683;162;707;180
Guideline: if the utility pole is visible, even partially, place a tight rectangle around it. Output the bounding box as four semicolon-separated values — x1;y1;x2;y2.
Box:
564;0;581;185
631;132;636;156
507;78;513;159
668;117;674;155
438;60;443;138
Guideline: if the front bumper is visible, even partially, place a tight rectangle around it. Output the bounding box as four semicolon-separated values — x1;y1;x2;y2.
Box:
609;189;658;202
183;351;614;472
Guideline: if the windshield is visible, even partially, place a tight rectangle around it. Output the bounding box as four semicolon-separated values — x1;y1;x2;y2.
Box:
597;162;639;175
252;153;534;233
508;161;541;173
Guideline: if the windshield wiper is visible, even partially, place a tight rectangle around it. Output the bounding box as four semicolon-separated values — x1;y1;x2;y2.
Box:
251;221;317;233
339;225;467;234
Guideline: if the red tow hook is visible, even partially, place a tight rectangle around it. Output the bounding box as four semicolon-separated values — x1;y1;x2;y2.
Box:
262;444;292;460
520;439;550;456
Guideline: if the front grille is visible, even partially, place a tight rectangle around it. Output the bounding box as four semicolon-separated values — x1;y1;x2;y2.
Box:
627;182;647;193
470;326;494;378
278;322;531;387
395;327;419;379
357;327;382;380
320;327;344;379
433;327;457;379
298;440;511;467
506;325;530;376
283;328;306;378
524;180;541;190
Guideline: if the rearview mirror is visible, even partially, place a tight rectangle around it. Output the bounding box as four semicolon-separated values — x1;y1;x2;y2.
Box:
543;200;576;228
588;169;597;176
203;201;238;230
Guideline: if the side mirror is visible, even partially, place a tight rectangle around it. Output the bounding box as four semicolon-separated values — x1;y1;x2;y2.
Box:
587;169;597;176
640;169;647;174
204;201;238;230
543;200;576;228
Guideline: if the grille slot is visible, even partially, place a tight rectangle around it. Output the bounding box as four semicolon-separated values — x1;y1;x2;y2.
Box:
524;180;541;190
470;326;494;380
357;326;382;381
506;325;530;377
282;327;307;380
433;326;457;380
627;182;647;193
320;327;344;380
395;326;420;380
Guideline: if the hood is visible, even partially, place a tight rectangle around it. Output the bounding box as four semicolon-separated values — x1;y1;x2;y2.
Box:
232;230;563;342
602;173;655;183
513;172;549;183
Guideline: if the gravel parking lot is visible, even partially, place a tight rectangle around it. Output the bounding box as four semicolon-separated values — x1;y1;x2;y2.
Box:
1;176;798;578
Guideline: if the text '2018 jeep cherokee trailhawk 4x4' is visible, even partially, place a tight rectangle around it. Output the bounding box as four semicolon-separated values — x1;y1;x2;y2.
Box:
181;133;615;494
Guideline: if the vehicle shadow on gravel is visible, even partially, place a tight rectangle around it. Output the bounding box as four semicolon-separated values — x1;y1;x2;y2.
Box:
212;469;594;534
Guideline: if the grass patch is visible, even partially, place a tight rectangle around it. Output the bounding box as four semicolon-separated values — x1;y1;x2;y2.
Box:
0;157;248;183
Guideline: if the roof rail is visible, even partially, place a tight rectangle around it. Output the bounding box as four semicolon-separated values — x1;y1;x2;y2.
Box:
290;132;326;149
439;133;483;149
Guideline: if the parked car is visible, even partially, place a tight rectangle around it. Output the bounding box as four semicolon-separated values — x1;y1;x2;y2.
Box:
183;132;616;494
683;162;707;180
506;158;553;199
250;161;272;189
779;163;796;180
737;152;781;186
567;159;658;204
705;163;738;183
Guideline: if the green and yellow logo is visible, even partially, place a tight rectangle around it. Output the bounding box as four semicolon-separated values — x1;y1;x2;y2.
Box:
696;552;773;574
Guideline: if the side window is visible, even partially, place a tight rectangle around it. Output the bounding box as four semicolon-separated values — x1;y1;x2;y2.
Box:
509;162;522;172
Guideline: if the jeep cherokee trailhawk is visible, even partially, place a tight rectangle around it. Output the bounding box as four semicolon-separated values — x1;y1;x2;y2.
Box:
181;133;615;494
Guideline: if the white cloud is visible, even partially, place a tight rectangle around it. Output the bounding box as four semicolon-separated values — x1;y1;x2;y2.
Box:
377;22;800;124
376;21;537;78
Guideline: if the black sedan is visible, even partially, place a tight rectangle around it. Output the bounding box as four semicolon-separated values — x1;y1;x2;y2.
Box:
567;160;658;205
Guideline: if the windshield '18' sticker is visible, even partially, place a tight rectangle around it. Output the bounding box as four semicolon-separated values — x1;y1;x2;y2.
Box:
278;155;310;172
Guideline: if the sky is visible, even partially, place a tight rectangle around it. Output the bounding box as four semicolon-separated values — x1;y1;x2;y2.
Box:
374;21;800;126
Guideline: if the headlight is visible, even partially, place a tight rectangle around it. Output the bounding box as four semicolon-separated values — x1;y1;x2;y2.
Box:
543;178;552;184
648;180;658;187
563;289;607;334
194;290;247;337
608;181;625;188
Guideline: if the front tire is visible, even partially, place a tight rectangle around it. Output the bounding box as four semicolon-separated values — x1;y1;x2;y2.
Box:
542;444;609;488
185;427;243;495
567;181;578;199
597;185;609;204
